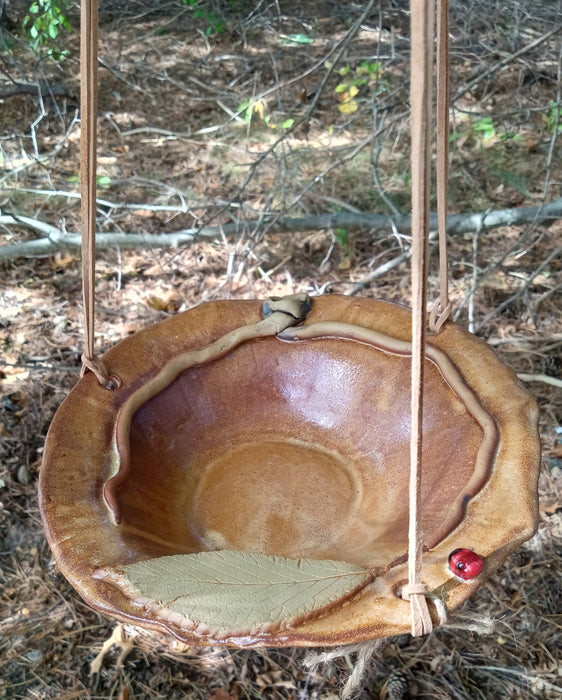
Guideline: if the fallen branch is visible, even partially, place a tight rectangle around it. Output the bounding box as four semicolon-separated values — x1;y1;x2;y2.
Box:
0;82;71;99
1;198;561;260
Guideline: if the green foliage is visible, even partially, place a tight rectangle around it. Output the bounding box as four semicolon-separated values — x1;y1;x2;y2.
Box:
263;115;295;130
182;0;226;36
545;101;562;133
334;61;387;114
238;98;295;131
335;227;349;252
450;116;524;145
238;98;264;124
280;33;313;45
23;0;72;60
472;116;496;141
97;175;112;189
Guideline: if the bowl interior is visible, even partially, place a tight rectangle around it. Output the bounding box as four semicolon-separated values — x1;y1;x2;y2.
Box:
117;335;485;569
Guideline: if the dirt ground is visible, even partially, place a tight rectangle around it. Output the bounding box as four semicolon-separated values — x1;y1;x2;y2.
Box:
0;1;561;698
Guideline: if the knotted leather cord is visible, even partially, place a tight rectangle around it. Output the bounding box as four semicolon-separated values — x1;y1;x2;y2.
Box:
430;0;452;332
403;0;435;637
80;0;108;385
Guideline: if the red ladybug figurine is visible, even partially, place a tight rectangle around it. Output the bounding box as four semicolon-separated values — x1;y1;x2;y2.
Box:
448;548;484;580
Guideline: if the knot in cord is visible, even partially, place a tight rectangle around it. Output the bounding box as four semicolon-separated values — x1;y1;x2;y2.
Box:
401;583;428;599
429;299;452;333
81;352;109;386
402;583;433;637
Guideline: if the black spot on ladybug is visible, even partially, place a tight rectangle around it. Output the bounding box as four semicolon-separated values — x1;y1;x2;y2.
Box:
448;548;485;581
448;548;462;561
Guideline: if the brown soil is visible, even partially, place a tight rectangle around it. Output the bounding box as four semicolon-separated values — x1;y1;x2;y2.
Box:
1;1;561;698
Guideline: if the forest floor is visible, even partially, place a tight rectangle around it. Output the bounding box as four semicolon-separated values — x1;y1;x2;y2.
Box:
0;1;561;698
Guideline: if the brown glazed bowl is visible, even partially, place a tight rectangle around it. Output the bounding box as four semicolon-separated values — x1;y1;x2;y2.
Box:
39;295;540;646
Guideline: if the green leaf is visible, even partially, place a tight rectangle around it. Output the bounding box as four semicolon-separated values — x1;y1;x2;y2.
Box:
97;175;112;187
120;551;370;634
473;117;495;140
281;33;313;45
336;227;348;244
281;118;295;129
473;117;494;130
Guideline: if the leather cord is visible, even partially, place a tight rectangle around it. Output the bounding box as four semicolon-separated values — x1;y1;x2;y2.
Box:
430;0;452;332
405;0;435;637
80;0;108;385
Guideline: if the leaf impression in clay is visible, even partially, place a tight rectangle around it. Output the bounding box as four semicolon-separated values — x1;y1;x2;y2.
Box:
108;551;372;635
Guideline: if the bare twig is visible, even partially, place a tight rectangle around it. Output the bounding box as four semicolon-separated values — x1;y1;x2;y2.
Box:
110;124;222;138
473;666;562;694
468;220;483;333
371;107;403;216
517;374;562;388
370;2;402;217
347;249;411;295
0;361;80;373
301;0;376;120
475;245;562;333
454;24;562;101
1;213;64;237
528;283;562;318
0;110;80;186
542;30;562;200
453;200;558;323
242;3;378;114
488;334;562;346
5;188;198;214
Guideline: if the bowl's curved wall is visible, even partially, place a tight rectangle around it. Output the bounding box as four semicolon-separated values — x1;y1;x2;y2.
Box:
121;335;484;568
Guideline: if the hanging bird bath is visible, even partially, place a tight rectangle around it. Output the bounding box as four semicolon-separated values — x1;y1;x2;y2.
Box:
39;294;539;646
39;0;540;649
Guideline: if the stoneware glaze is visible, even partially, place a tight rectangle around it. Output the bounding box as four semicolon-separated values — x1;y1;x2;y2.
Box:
39;295;540;646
